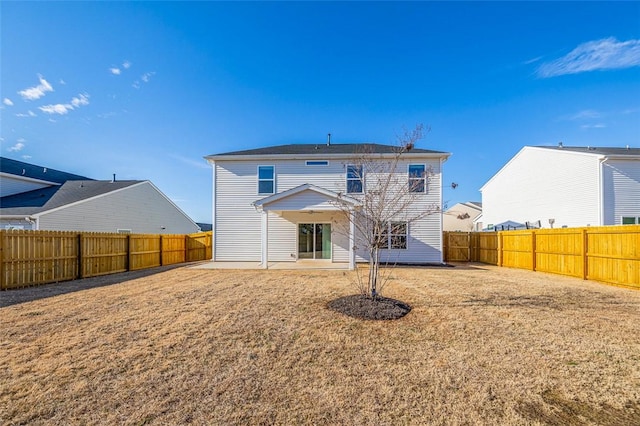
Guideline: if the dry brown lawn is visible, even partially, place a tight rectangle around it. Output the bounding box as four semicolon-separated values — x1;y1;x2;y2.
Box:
1;263;639;425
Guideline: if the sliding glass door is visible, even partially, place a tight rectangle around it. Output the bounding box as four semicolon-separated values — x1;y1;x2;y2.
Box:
298;223;331;260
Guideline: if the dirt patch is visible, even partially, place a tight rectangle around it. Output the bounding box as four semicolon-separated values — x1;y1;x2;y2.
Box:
328;294;411;320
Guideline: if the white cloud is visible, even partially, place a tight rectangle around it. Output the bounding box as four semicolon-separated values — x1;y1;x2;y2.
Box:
3;98;13;106
15;110;37;118
538;37;640;78
22;155;32;160
110;67;121;75
39;93;90;115
18;75;54;100
8;142;25;152
581;123;606;129
133;71;156;89
123;61;131;69
523;56;543;65
569;109;601;120
70;93;90;107
39;104;73;115
141;72;155;82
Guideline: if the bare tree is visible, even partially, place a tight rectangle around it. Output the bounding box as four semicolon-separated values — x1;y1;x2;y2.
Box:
334;124;441;299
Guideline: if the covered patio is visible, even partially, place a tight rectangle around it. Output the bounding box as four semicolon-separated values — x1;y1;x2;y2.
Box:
251;184;360;270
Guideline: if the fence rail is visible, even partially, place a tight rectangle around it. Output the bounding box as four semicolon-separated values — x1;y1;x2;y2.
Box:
444;226;640;290
0;230;212;290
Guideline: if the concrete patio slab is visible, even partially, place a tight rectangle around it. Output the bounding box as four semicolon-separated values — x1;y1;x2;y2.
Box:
190;260;350;270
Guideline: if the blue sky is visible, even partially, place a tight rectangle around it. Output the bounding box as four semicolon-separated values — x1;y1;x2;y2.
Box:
2;1;639;224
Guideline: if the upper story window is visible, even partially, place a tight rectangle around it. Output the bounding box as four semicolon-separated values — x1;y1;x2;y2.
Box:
306;160;329;166
408;164;426;193
346;164;363;194
622;217;640;225
258;165;275;194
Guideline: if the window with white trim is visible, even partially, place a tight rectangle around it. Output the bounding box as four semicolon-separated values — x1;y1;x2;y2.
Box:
622;217;640;225
408;164;427;193
258;165;275;194
390;222;407;249
374;221;408;250
346;164;363;193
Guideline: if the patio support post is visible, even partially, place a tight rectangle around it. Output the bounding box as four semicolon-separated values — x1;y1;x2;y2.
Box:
261;210;269;269
349;210;355;270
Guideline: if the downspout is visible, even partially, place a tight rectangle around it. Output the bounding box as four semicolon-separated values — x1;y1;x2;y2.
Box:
210;160;216;261
598;156;605;226
439;157;445;264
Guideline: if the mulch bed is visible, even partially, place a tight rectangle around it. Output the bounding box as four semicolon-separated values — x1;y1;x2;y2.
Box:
327;294;411;320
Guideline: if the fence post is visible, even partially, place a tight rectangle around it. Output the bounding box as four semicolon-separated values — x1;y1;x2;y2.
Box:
125;235;131;272
0;232;5;290
531;231;537;271
128;235;133;271
582;228;588;280
160;235;164;266
77;233;83;279
498;232;503;267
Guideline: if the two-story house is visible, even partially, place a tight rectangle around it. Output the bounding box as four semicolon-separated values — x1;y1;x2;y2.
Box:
480;145;640;229
205;142;450;269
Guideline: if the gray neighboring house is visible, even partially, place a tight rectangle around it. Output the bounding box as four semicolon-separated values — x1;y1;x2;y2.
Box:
0;157;200;234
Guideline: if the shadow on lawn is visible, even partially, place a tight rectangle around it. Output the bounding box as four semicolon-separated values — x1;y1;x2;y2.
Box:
0;264;188;308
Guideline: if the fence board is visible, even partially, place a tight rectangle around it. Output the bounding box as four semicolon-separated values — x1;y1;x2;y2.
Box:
0;230;213;289
444;226;639;290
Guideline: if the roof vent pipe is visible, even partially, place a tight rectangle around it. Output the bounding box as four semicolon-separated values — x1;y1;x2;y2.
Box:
112;173;116;183
327;133;331;146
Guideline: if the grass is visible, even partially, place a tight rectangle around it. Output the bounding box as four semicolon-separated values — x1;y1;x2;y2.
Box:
1;263;639;425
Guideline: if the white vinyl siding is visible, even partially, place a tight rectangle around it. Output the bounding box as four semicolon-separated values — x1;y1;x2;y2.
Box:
480;147;601;229
266;211;349;262
214;157;444;264
36;182;200;234
602;159;640;225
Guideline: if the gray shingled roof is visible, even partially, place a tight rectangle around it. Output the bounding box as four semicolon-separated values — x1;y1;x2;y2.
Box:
0;180;142;216
0;157;91;183
535;146;640;156
209;143;447;157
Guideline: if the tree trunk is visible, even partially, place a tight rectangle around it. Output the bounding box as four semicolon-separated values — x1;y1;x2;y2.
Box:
369;246;380;299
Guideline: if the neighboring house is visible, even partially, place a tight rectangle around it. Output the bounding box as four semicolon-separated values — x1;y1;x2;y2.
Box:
205;142;450;269
480;145;640;229
443;201;482;231
0;157;200;234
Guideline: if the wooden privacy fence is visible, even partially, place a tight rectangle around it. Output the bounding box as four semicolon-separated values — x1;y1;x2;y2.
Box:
0;230;212;290
444;226;640;289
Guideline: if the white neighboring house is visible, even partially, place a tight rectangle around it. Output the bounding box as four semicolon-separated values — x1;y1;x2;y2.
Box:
480;145;640;229
0;157;200;234
443;201;482;231
205;142;450;269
